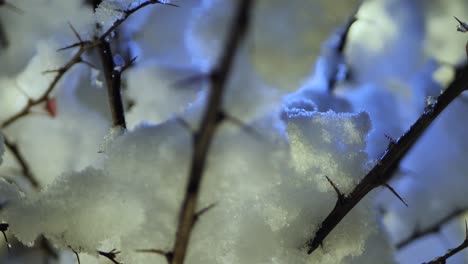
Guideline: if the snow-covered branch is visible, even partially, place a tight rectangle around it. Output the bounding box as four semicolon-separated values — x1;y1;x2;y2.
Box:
306;63;468;254
170;1;253;263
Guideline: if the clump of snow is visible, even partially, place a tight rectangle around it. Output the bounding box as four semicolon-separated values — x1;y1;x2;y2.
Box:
0;0;94;75
0;95;382;263
3;167;145;253
125;62;201;127
95;1;127;34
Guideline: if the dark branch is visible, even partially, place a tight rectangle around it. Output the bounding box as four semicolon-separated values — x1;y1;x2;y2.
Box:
423;220;468;264
305;64;468;254
96;40;127;129
170;1;253;263
396;208;468;249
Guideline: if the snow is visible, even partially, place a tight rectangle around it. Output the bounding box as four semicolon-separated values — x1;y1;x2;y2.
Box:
187;0;360;91
1;0;467;263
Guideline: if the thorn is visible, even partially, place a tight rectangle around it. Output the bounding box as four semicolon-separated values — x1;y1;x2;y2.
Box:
174;116;193;134
0;223;10;253
57;40;90;51
221;112;264;141
454;16;468;33
42;67;65;74
78;59;96;69
67;22;83;43
153;0;179;7
121;56;137;73
172;72;210;88
383;183;408;207
194;202;217;221
136;248;173;262
325;175;345;202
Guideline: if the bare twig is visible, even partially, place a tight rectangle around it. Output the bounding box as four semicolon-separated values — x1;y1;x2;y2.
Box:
423;220;468;264
170;1;253;263
396;208;468;249
305;63;468;254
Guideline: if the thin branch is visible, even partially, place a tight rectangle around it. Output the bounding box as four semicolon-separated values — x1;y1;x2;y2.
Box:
396;208;468;249
423;220;468;264
327;0;362;92
1;133;40;188
101;1;177;40
305;63;468;254
170;1;253;263
0;48;85;129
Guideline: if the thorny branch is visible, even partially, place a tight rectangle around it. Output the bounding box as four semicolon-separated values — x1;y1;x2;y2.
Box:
396;208;468;249
305;62;468;254
170;1;253;264
0;0;172;129
423;220;468;264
